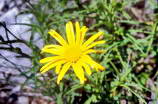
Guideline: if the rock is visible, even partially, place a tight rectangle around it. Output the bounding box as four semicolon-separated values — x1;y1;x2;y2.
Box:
17;96;29;104
0;7;18;23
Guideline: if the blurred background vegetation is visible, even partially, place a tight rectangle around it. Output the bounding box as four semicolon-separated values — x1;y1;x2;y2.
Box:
1;0;158;104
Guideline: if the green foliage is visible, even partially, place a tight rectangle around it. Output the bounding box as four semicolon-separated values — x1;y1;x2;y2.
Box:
20;0;158;103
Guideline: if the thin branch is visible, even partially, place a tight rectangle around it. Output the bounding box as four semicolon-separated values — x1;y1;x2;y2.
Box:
0;53;30;78
0;22;20;40
0;47;32;59
0;40;26;44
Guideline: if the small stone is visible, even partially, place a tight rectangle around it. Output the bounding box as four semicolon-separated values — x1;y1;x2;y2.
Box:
17;96;29;104
11;86;21;93
0;91;7;97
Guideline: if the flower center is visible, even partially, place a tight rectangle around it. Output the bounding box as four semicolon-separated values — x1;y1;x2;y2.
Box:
64;45;82;62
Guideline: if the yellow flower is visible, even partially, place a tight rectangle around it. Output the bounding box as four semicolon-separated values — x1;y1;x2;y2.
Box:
40;21;105;84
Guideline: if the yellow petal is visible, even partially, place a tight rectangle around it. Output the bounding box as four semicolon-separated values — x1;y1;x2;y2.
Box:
82;63;92;75
40;60;65;74
41;48;63;55
57;62;71;84
55;63;62;74
42;44;62;50
40;61;52;72
95;50;106;54
82;31;103;47
82;55;105;71
40;62;57;73
48;29;68;46
83;49;97;55
83;49;105;55
39;56;63;63
83;40;105;50
75;21;81;44
79;26;88;45
66;21;75;44
72;62;85;84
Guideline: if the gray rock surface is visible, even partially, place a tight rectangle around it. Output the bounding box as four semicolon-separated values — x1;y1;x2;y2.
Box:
0;0;41;76
0;1;47;103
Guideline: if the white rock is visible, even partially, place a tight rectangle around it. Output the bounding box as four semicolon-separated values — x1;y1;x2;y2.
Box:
17;96;29;104
0;7;18;23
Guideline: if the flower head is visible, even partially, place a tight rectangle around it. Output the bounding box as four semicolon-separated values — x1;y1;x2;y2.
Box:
40;21;105;84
